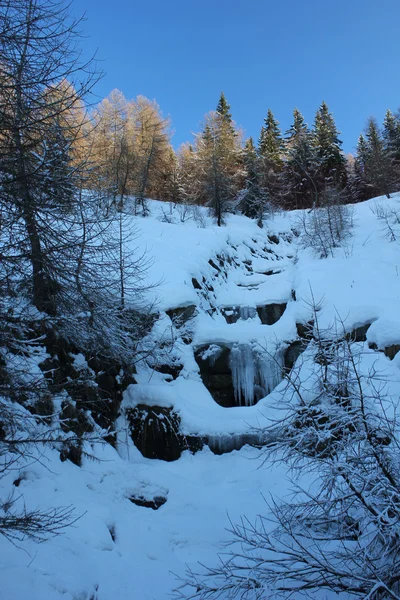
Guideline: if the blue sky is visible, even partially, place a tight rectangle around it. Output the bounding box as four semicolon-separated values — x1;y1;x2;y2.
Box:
72;0;400;153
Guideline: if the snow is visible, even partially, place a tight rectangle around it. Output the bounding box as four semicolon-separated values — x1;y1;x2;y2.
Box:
4;194;400;599
1;443;290;600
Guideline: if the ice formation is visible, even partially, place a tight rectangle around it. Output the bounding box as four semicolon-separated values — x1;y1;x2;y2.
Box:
230;343;282;406
239;306;257;320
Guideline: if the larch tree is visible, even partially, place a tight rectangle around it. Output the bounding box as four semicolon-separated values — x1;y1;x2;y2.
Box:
88;89;136;212
194;98;242;225
133;95;172;213
0;0;100;315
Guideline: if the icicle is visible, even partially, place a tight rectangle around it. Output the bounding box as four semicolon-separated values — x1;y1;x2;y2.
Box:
230;344;256;406
239;306;257;321
256;349;283;395
230;344;283;406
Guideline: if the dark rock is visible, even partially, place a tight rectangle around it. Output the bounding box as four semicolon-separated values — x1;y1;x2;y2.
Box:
208;259;220;272
60;442;82;466
0;356;10;387
207;387;236;408
257;303;287;325
221;307;240;324
153;363;183;381
207;373;233;390
346;323;372;343
284;340;308;371
296;321;314;340
108;524;116;543
31;393;54;424
195;344;231;374
60;401;94;437
384;344;400;360
39;356;77;389
184;435;205;454
262;269;281;276
96;372;117;395
66;380;120;432
368;341;400;360
127;405;183;461
191;278;202;290
194;344;236;407
268;234;280;245
166;304;197;327
128;495;167;510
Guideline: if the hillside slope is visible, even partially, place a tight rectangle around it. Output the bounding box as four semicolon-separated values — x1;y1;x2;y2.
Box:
2;195;400;600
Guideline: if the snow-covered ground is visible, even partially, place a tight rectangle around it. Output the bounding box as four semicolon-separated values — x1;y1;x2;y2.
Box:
3;195;400;599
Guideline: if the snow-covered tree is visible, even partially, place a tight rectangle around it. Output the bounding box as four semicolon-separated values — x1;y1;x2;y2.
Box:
258;108;284;206
283;109;318;209
193;95;243;225
313;100;347;190
239;137;269;226
356;119;394;199
176;308;400;600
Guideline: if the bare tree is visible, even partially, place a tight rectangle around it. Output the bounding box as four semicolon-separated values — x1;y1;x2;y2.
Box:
0;0;156;546
176;305;400;600
299;185;353;258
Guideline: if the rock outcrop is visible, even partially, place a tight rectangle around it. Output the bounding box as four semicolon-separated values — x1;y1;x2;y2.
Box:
256;303;287;325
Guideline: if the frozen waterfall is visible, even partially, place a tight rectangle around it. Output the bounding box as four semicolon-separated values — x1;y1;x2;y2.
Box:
230;343;282;406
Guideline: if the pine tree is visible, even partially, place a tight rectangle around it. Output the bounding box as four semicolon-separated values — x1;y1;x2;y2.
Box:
240;137;268;225
383;109;400;167
283;109;318;209
178;143;198;204
346;150;369;203
259;109;283;164
258;109;284;206
313;101;347;189
163;148;184;205
358;119;394;199
216;91;233;123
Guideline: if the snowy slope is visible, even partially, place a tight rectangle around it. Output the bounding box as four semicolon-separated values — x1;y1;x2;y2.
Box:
3;195;400;600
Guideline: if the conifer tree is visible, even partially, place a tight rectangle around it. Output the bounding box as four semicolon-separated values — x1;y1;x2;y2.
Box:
346;150;369;203
383;109;400;167
178;143;198;204
163;148;184;205
0;0;99;315
216;91;233;123
259;109;283;163
357;119;393;198
240;137;268;225
283;109;318;209
194;103;242;225
258;109;284;206
313;101;347;189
